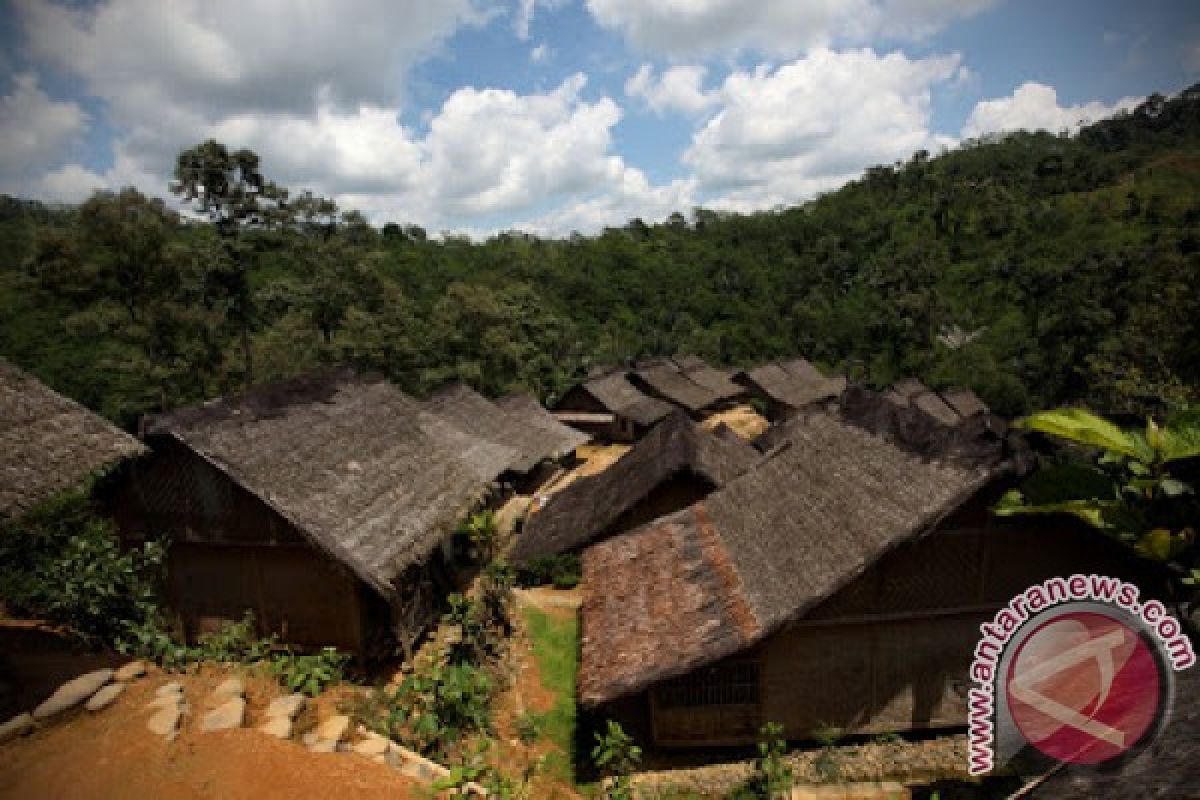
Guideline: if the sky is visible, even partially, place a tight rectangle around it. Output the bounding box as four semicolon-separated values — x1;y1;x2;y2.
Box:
0;0;1197;237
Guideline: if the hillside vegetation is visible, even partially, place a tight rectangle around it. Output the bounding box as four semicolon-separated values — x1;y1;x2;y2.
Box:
2;86;1198;426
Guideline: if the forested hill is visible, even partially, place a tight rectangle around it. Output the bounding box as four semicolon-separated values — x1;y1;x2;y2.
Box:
1;85;1198;428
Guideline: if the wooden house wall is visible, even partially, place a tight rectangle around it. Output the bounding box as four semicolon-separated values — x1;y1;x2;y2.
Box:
110;437;377;653
643;515;1161;747
555;386;636;441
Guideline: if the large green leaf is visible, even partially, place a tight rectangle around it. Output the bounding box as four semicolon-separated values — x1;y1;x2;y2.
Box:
1019;463;1119;505
1161;408;1200;463
1017;408;1155;462
993;490;1123;530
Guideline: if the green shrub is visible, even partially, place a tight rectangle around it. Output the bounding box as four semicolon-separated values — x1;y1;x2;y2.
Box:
731;723;793;799
515;553;582;589
592;720;641;800
362;661;494;760
195;610;276;663
265;646;349;696
0;489;165;645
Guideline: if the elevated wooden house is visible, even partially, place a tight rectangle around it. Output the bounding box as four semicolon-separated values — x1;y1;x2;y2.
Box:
511;411;757;563
579;392;1160;747
734;357;847;421
1;358;146;520
112;369;513;656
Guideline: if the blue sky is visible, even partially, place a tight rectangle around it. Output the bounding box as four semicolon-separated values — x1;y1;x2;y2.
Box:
0;0;1197;236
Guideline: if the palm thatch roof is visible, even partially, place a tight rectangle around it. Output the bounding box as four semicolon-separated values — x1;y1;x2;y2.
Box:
426;384;582;475
878;380;992;430
631;363;725;413
672;356;745;402
144;368;497;601
512;411;758;563
579;393;1019;707
735;357;846;412
494;393;592;456
1;358;146;520
567;369;675;427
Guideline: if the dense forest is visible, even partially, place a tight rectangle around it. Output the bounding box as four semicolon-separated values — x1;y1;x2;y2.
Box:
2;85;1198;428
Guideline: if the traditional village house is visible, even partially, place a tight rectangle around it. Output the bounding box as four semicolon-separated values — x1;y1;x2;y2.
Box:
111;368;536;656
554;367;675;441
0;358;146;521
425;384;590;491
629;358;740;418
578;389;1162;747
734;357;848;421
510;411;757;564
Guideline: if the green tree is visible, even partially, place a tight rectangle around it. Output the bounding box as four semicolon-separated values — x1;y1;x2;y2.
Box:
172;140;287;384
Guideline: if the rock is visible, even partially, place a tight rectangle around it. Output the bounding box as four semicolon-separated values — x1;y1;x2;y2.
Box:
0;713;35;744
155;682;183;697
352;737;390;756
114;661;147;682
314;714;350;743
146;705;183;737
32;669;114;720
392;744;451;782
209;677;244;703
260;716;293;739
85;683;126;712
307;738;338;753
200;697;245;732
265;693;306;720
146;693;185;710
301;732;320;747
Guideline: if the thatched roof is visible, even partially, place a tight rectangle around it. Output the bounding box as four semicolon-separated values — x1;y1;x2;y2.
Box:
1;358;146;520
570;369;675;427
672;356;745;402
426;384;581;475
494;393;591;456
144;368;496;600
512;411;758;563
736;357;846;411
879;380;991;430
632;363;725;412
580;395;1017;707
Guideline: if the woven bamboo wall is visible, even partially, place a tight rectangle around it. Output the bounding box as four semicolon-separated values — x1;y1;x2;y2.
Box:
646;518;1161;746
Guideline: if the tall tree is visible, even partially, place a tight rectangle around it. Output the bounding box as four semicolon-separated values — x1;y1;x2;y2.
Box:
171;140;286;384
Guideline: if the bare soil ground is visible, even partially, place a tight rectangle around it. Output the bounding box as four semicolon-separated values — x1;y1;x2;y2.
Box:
0;666;419;800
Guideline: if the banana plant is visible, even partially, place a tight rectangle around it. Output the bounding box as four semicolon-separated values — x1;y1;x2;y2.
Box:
994;407;1200;588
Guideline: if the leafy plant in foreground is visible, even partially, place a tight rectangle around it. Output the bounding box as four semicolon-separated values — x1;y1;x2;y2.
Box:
994;407;1200;592
592;720;641;800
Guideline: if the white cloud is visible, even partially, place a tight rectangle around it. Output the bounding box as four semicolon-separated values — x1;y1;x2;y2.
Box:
530;43;549;63
962;82;1143;139
683;48;960;210
586;0;995;57
625;64;717;115
7;0;484;203
514;0;565;41
32;163;107;204
0;73;88;178
517;171;697;235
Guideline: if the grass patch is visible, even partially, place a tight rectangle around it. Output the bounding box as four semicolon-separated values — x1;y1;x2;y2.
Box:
521;605;579;781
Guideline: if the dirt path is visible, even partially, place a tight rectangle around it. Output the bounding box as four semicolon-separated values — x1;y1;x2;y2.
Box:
0;668;418;800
